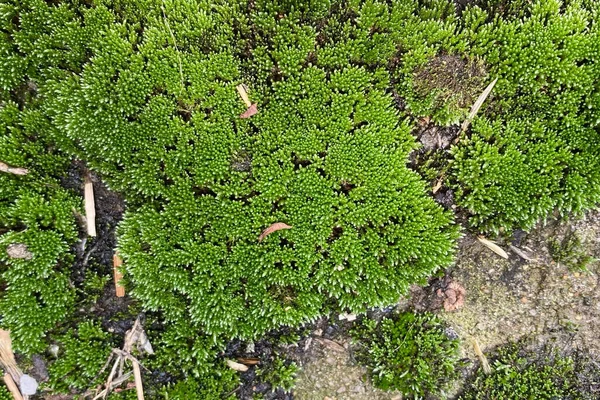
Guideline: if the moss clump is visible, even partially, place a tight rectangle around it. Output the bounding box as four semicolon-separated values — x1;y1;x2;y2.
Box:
548;231;597;271
33;0;459;372
0;385;11;400
47;321;114;392
160;363;239;400
256;358;298;393
113;64;458;347
459;343;592;400
0;101;79;354
451;0;600;234
352;312;461;398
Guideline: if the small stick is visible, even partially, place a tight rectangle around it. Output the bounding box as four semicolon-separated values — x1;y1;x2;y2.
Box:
91;372;133;400
102;356;121;400
113;254;125;297
0;161;28;176
84;174;96;237
0;330;22;384
432;77;498;192
132;361;145;400
3;374;23;400
87;352;114;389
509;244;536;262
432;174;445;194
236;84;252;108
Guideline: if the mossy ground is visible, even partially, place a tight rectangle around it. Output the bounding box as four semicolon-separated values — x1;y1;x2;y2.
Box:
294;210;600;399
3;0;600;397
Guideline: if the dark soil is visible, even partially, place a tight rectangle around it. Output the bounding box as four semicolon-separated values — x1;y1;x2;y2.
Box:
61;161;133;333
223;314;360;399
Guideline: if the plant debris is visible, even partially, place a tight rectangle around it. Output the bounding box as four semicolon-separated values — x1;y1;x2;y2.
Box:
258;223;293;242
437;281;466;312
0;161;28;176
226;359;249;372
86;317;152;400
459;77;498;135
113;254;125;298
477;237;509;259
236;84;258;119
6;244;33;260
84;174;97;237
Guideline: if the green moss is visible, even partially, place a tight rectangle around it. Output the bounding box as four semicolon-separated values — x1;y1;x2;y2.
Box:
0;384;11;400
2;0;600;393
0;102;79;354
407;55;488;126
47;321;114;392
32;0;458;373
160;362;239;400
256;358;298;393
548;231;597;271
351;312;461;398
451;0;600;233
459;343;585;400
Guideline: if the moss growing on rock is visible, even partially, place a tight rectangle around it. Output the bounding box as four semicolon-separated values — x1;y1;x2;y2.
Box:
352;312;461;398
459;342;598;400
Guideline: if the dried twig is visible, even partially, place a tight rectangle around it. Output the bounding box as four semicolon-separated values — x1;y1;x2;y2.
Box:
87;317;152;400
81;241;100;267
0;161;28;176
509;245;536;262
0;330;22;384
101;357;121;400
91;372;133;400
432;77;498;193
84;174;96;237
237;357;260;366
432;176;444;194
236;84;258;118
314;338;346;352
132;362;144;400
3;374;23;400
236;84;252;108
113;254;125;298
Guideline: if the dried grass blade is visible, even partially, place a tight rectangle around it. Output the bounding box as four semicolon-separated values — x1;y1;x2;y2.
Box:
132;361;144;400
471;338;491;374
236;84;252;108
236;357;260;366
0;330;22;383
477;236;509;259
315;338;346;352
461;77;498;133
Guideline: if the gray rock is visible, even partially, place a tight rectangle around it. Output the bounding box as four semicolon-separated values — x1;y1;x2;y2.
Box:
19;374;38;395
